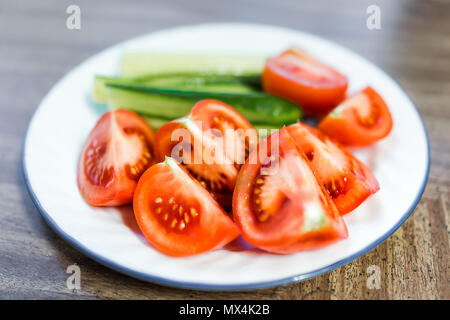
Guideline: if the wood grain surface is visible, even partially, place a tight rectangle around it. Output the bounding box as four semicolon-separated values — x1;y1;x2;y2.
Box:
0;0;448;300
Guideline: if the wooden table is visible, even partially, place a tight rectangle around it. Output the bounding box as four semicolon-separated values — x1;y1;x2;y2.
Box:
0;0;448;299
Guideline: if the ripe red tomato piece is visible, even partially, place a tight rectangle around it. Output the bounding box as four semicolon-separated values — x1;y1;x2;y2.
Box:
155;99;256;211
287;123;379;215
77;109;155;206
262;48;348;115
318;86;393;146
133;157;240;257
233;127;348;254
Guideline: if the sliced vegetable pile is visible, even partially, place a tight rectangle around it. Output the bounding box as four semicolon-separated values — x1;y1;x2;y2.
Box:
78;48;393;256
92;52;301;131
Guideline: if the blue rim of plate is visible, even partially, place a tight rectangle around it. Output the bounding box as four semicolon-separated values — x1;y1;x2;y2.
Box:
22;24;431;292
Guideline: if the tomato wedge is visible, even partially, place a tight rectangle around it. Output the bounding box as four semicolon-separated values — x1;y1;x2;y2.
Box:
233;127;348;254
262;48;348;115
287;123;379;215
318;86;393;146
77;109;155;206
133;157;239;257
155;99;256;211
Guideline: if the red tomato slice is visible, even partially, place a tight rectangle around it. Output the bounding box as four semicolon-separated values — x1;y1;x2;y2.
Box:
287;123;379;215
155;99;255;211
318;86;393;146
133;157;239;257
77;109;155;206
233;127;348;254
262;48;348;115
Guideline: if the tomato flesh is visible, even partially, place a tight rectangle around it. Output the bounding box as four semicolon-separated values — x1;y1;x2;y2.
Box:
318;86;393;146
288;123;379;215
133;157;239;257
155;99;255;211
77;109;155;206
262;49;348;115
233;127;348;254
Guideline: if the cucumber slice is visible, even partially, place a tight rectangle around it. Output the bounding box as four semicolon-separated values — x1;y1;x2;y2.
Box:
119;52;267;78
132;72;262;87
92;74;261;104
104;83;301;125
92;76;138;103
105;85;193;119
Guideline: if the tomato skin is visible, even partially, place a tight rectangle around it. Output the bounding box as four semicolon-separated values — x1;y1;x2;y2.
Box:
154;120;186;162
133;157;239;257
189;99;253;133
262;49;348;115
156;99;254;162
155;99;255;211
77;109;155;206
233;127;348;254
287;123;379;215
318;86;393;147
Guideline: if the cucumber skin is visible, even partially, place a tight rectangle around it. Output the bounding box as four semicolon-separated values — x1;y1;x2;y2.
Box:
105;83;301;125
131;72;262;87
92;74;261;104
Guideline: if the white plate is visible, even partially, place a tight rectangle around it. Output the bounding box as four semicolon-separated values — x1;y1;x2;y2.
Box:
23;23;430;290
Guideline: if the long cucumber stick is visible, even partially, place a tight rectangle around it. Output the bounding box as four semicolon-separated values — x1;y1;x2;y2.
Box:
104;83;301;125
92;74;261;104
119;51;267;78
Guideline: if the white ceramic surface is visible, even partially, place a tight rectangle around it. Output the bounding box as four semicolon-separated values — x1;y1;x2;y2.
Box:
23;23;429;290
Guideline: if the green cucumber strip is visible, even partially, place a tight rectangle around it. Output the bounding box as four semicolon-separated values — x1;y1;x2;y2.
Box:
93;76;138;103
92;74;261;104
170;83;257;93
105;83;301;125
105;85;193;119
130;72;262;87
119;51;267;78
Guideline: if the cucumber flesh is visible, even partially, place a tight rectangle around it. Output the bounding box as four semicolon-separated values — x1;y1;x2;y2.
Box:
119;52;267;78
105;85;193;119
93;76;138;104
105;83;301;125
